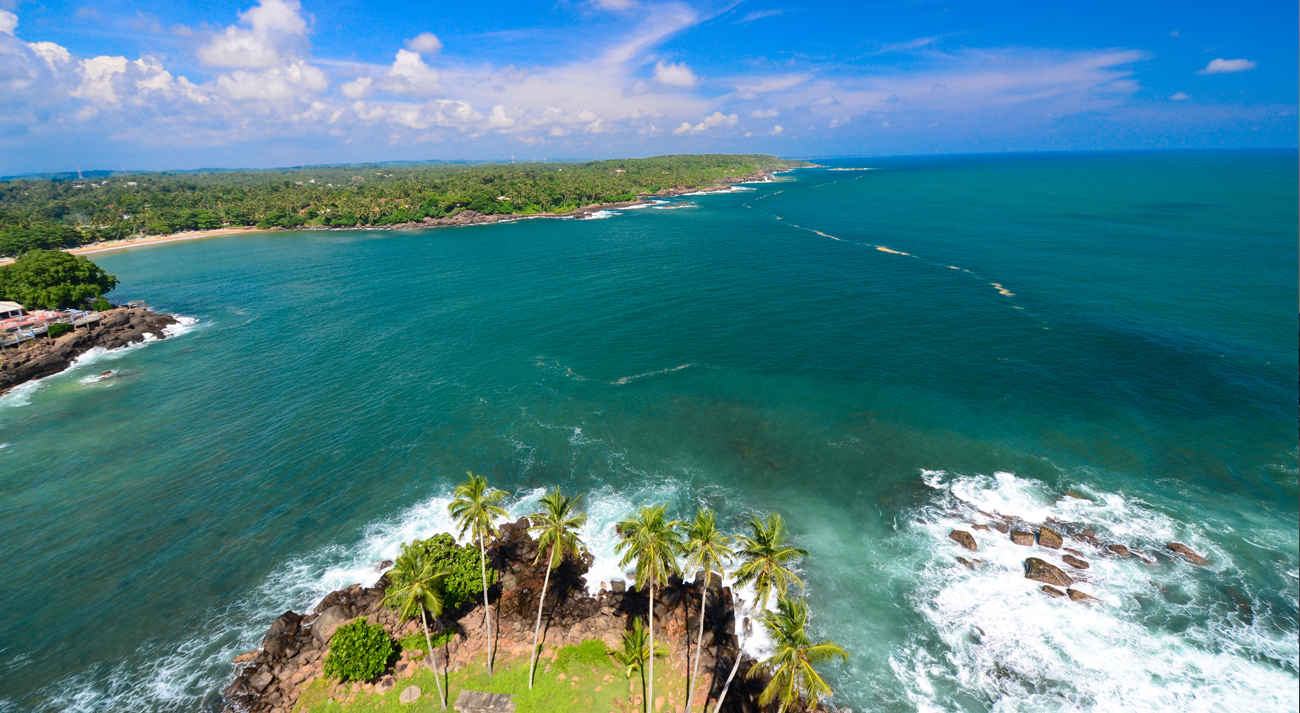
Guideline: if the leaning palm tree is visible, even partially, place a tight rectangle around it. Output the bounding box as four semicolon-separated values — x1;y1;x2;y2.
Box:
733;513;808;611
681;508;733;713
613;617;668;709
447;471;509;674
526;488;587;689
384;544;450;710
616;505;684;713
747;597;849;713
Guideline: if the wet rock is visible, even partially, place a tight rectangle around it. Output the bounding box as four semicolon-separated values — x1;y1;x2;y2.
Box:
1064;547;1087;558
1066;589;1099;603
1107;544;1131;557
992;521;1009;534
399;685;422;704
376;560;394;572
1061;554;1090;570
1010;531;1035;546
1024;558;1073;588
1041;586;1066;597
1079;529;1101;544
948;530;978;551
1037;527;1063;550
1166;542;1208;565
232;651;256;664
971;524;990;532
955;557;974;569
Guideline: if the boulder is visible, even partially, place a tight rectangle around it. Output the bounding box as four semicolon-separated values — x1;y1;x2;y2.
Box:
955;557;974;569
232;652;257;664
1107;544;1131;557
399;685;422;704
948;530;978;551
1166;542;1208;565
266;610;302;641
1037;527;1063;549
311;605;350;644
249;670;274;692
610;579;626;593
1067;589;1099;603
1010;531;1034;546
1061;554;1090;570
377;675;396;694
1024;558;1073;588
1041;586;1066;597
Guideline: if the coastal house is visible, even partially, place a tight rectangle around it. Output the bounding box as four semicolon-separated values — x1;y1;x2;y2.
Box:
0;301;23;319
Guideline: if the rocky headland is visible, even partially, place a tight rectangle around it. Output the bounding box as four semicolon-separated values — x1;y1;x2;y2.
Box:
222;517;806;713
0;307;181;396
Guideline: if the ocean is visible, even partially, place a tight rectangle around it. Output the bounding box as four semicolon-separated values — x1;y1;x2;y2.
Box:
0;150;1295;712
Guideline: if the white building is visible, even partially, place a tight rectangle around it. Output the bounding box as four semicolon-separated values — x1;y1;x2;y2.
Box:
0;301;24;319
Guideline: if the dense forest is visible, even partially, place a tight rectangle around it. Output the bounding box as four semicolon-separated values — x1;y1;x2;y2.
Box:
0;154;803;257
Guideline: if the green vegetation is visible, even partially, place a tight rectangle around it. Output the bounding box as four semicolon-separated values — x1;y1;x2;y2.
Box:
398;627;455;657
748;597;849;713
384;542;452;708
0;249;117;309
681;509;734;713
0;155;805;256
45;322;72;338
322;618;396;683
526;489;588;689
552;639;610;673
611;618;667;708
403;533;496;610
733;513;809;610
447;472;509;675
615;505;684;713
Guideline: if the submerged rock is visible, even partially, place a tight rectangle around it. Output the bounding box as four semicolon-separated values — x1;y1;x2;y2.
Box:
1167;542;1208;565
1041;586;1066;597
956;557;974;569
949;530;978;551
1037;527;1063;549
1067;589;1099;603
1107;544;1131;557
1024;558;1073;588
1061;554;1090;570
1010;531;1035;546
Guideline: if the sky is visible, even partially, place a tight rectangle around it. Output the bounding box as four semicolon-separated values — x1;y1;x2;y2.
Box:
0;0;1295;173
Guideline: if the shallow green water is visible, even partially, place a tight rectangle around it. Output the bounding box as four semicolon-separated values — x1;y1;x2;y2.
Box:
1;151;1296;712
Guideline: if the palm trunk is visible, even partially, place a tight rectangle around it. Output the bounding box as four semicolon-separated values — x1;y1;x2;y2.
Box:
421;611;447;710
527;542;556;689
711;617;745;713
646;575;655;713
686;578;709;713
479;534;494;675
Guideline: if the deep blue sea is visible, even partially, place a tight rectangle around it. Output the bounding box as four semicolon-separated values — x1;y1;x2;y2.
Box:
1;150;1296;712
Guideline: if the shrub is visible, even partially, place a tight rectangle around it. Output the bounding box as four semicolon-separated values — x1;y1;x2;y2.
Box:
322;617;394;682
90;298;112;311
398;625;456;657
46;322;72;338
406;533;497;610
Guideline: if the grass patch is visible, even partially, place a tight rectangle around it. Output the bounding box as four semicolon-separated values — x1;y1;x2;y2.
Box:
397;627;455;658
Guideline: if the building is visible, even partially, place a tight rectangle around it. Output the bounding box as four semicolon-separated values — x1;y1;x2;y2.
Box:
0;301;24;319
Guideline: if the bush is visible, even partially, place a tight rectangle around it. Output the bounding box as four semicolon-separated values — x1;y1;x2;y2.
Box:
398;625;456;657
322;617;394;682
46;322;72;338
90;297;112;311
406;533;497;610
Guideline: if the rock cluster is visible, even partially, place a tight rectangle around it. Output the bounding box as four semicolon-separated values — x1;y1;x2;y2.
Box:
0;308;179;395
220;517;786;713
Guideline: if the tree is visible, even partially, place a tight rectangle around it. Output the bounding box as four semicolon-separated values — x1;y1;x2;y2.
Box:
747;597;848;713
612;617;667;708
527;488;587;689
733;513;808;611
681;509;733;713
384;544;451;709
447;471;509;675
616;505;684;713
0;250;117;309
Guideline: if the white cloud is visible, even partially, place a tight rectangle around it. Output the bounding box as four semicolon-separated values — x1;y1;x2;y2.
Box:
381;49;440;96
771;125;783;134
750;107;778;118
740;9;784;23
1170;91;1190;101
405;32;442;54
216;59;327;101
1199;58;1256;75
28;41;73;67
652;59;696;88
673;110;737;134
1169;30;1179;37
196;0;310;69
340;76;372;99
591;0;637;10
0;9;16;35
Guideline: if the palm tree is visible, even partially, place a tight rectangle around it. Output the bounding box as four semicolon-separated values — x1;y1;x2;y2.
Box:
384;543;450;710
526;488;587;689
711;606;750;713
447;471;509;674
681;509;733;713
747;597;848;713
613;617;668;708
616;505;684;713
733;513;808;611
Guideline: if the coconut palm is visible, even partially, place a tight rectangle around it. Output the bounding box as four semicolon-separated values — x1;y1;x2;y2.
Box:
526;488;587;689
612;617;668;708
747;597;848;713
681;508;733;713
447;471;509;674
733;513;808;611
616;505;684;713
711;607;751;713
384;544;450;710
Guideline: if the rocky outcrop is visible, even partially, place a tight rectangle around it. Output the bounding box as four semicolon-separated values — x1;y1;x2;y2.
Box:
1061;554;1090;570
948;530;978;551
1037;527;1063;550
0;307;180;396
1024;558;1073;588
1166;542;1208;565
1010;531;1035;546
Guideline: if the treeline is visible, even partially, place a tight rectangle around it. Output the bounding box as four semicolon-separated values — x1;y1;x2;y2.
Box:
0;155;802;257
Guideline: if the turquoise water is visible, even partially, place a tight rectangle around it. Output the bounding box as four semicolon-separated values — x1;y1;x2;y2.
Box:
0;150;1295;712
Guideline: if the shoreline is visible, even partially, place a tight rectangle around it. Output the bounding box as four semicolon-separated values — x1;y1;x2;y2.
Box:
1;167;799;264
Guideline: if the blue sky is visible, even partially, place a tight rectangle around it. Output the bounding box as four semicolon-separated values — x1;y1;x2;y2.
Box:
0;0;1295;173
